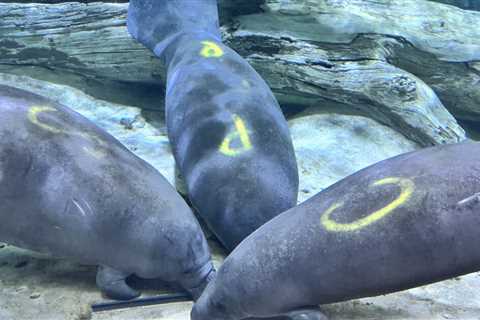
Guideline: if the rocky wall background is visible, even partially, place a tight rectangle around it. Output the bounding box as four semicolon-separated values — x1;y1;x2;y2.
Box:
0;1;479;319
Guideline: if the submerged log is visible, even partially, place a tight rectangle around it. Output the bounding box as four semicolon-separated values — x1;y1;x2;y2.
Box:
428;0;480;10
1;0;477;145
230;0;480;122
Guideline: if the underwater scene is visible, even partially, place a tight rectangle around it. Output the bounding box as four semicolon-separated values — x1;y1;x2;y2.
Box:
0;0;480;319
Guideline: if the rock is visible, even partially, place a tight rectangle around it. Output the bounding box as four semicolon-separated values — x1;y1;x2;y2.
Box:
0;1;474;141
290;110;420;203
236;0;480;61
29;293;41;299
229;0;476;138
243;49;465;146
322;273;480;319
0;0;264;23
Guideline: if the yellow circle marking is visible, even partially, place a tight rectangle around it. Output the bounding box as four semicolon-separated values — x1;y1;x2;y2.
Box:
320;177;415;232
28;106;62;134
28;105;106;158
200;40;224;58
219;114;253;157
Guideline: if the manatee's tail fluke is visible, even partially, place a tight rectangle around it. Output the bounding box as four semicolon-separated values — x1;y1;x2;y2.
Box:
127;0;221;62
91;292;192;312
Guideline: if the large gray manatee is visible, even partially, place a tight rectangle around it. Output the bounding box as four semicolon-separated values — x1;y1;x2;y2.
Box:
192;141;480;320
127;0;299;251
0;85;214;301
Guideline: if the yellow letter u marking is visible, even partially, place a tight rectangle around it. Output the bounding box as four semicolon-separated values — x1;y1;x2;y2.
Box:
28;106;62;134
28;105;106;158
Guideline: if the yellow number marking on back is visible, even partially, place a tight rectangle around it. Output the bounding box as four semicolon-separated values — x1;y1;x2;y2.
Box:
320;177;415;232
219;114;252;157
200;40;224;58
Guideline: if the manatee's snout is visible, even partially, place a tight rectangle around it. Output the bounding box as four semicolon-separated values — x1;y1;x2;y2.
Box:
191;290;224;320
181;261;216;301
191;273;242;320
191;297;237;320
191;297;209;320
191;271;218;320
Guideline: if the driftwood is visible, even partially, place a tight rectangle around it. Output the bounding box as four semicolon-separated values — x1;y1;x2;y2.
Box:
1;1;478;145
429;0;480;10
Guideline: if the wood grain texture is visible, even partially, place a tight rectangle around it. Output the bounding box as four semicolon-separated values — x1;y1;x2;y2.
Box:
1;0;477;145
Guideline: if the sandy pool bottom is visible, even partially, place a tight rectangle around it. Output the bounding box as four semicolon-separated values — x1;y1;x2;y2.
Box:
1;244;480;320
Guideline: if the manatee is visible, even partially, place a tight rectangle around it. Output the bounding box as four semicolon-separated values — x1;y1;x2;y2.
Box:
192;141;480;320
0;85;214;301
127;0;299;251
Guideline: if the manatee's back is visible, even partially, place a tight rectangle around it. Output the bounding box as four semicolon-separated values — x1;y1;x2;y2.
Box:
131;0;299;251
0;85;126;258
0;85;207;274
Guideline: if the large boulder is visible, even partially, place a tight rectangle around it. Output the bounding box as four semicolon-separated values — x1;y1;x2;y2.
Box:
290;109;419;202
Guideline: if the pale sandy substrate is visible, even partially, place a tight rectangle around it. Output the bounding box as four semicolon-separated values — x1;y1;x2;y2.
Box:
1;243;480;320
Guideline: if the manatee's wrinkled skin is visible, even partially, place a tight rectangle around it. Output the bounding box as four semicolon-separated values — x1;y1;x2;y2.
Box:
127;0;299;251
0;85;214;301
192;141;480;320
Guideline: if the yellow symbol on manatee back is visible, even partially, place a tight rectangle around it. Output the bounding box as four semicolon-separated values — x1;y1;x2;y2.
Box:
28;105;107;159
219;115;253;157
200;40;224;58
320;177;415;232
28;106;62;134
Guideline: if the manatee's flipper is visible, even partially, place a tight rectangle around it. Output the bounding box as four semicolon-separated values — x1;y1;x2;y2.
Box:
283;307;329;320
96;265;140;300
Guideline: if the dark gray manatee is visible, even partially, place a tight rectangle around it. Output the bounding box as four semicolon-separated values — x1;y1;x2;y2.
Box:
192;141;480;320
0;85;214;301
127;0;299;251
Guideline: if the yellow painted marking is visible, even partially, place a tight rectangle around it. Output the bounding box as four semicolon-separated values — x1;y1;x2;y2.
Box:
200;40;224;58
28;105;106;159
28;106;62;134
219;114;253;157
320;177;415;232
